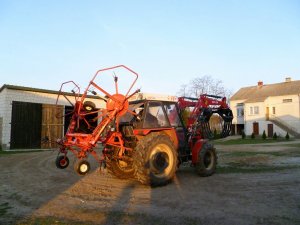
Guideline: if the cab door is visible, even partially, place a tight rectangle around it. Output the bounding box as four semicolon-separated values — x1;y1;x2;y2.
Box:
163;102;187;151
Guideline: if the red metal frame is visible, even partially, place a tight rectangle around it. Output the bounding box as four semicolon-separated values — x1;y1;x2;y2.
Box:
56;65;140;164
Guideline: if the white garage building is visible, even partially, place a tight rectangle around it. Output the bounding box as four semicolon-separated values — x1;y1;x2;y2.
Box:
0;84;104;150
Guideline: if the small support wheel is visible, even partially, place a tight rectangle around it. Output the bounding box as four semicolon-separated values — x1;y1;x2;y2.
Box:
74;159;91;176
56;155;69;169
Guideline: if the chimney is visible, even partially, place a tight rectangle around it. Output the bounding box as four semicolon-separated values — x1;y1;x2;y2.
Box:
285;77;292;82
257;81;263;87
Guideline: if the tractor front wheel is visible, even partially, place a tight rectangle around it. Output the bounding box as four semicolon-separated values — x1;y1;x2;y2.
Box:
55;155;69;169
133;133;178;187
196;143;217;176
74;159;91;176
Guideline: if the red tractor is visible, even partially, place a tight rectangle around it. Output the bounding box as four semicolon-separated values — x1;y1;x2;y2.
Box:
55;65;233;186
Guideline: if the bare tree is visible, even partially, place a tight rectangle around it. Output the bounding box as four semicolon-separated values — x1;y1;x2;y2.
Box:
177;75;232;99
178;84;188;96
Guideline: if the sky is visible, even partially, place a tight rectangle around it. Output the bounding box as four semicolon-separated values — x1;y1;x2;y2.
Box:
0;0;299;96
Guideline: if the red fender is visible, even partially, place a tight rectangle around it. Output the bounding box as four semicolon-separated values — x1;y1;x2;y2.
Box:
191;139;208;164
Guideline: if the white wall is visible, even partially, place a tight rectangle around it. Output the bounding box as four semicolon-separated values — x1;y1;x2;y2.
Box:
0;89;7;147
265;95;300;133
244;120;287;137
0;89;11;149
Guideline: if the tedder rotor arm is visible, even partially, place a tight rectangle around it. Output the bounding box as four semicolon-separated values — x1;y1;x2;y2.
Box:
56;65;140;173
55;81;81;118
81;65;139;106
55;81;80;107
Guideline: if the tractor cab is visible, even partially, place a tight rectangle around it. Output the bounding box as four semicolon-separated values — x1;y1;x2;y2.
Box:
120;100;188;153
122;100;183;128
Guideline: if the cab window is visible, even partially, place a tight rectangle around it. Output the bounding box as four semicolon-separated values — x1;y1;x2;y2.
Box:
164;103;182;127
144;102;170;128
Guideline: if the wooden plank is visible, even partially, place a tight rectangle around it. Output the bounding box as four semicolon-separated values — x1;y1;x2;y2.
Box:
41;104;63;149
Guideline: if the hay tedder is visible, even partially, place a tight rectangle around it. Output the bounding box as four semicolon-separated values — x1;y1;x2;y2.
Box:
55;65;233;186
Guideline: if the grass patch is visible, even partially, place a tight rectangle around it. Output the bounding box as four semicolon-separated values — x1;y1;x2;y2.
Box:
16;217;90;225
220;151;265;157
16;217;93;225
286;143;300;148
266;150;300;157
216;138;292;145
256;215;300;225
9;192;23;201
218;163;300;174
221;150;300;157
0;202;12;216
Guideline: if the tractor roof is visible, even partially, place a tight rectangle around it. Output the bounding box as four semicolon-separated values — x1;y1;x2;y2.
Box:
129;99;177;105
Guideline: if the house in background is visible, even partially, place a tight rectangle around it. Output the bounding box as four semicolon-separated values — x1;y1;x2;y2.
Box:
230;78;300;138
0;84;105;150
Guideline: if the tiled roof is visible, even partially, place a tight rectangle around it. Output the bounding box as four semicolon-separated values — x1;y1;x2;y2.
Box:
230;80;300;102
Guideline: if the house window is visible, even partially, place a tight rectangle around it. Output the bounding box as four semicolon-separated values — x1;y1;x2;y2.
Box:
249;106;259;115
237;108;244;117
272;107;276;114
283;99;292;103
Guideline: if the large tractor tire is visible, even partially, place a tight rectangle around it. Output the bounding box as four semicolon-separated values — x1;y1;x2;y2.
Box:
133;133;178;187
106;147;135;179
196;142;217;176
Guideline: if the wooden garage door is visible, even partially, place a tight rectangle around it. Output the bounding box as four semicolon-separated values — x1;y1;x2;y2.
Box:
41;104;64;149
10;101;42;149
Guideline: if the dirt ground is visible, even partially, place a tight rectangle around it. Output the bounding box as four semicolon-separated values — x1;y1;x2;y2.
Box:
1;142;300;225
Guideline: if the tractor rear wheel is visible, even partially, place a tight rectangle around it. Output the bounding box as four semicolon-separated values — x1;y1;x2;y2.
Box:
106;147;135;179
196;142;217;176
133;133;178;186
74;159;90;176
